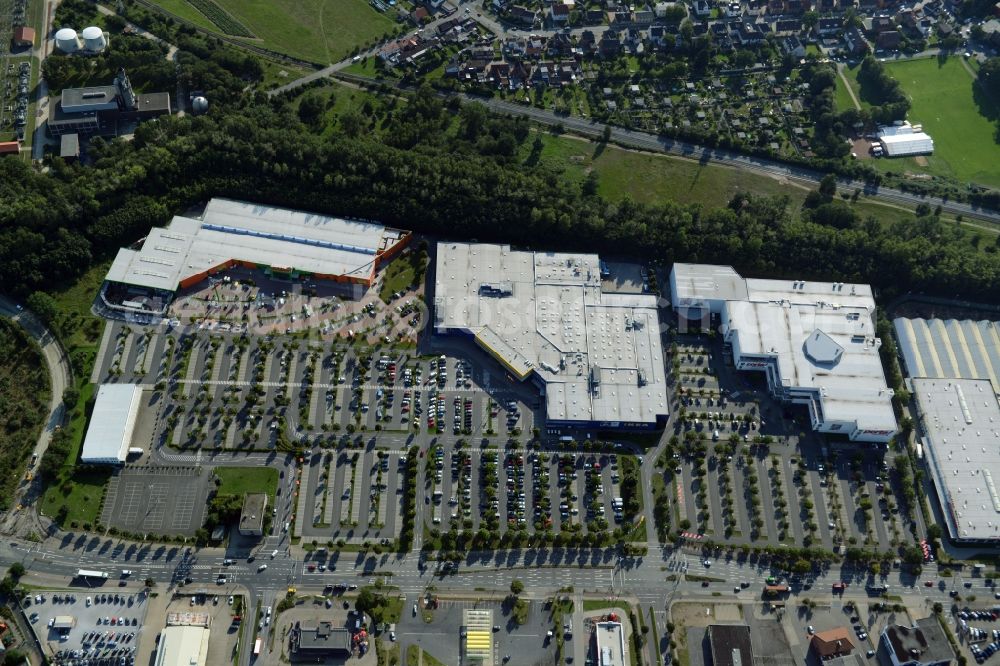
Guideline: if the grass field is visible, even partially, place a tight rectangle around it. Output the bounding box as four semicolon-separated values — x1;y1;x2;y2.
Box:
834;66;863;112
878;57;1000;188
214;467;278;504
40;468;112;528
530;131;997;237
205;0;396;64
531;133;813;211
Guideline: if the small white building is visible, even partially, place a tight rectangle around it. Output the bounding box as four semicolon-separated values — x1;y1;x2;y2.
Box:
878;122;934;157
80;384;143;465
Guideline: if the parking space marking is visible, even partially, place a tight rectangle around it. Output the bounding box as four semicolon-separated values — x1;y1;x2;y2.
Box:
172;494;197;530
143;483;169;530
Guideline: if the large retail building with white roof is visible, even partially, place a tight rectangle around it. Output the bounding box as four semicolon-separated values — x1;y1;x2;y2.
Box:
102;198;410;313
894;317;1000;544
670;263;897;443
434;243;669;430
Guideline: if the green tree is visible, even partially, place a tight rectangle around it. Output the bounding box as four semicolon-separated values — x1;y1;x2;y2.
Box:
297;91;327;127
510;579;524;595
26;291;58;326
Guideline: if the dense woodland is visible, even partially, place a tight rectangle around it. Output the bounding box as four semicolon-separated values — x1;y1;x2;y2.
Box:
0;321;49;509
5;0;1000;311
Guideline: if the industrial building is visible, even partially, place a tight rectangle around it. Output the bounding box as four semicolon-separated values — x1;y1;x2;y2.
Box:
893;317;1000;543
47;68;169;138
707;625;754;666
80;384;143;465
912;377;1000;543
893;318;1000;388
595;621;627;666
54;26;108;53
102;198;411;314
434;243;669;430
463;609;493;666
877;122;934;157
669;264;897;442
880;619;954;666
238;493;267;537
154;613;211;666
12;26;34;47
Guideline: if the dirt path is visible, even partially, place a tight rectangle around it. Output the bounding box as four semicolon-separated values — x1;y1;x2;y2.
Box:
837;64;862;111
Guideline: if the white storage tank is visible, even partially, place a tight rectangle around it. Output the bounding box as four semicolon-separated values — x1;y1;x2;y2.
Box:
191;96;209;114
55;27;80;53
81;26;107;52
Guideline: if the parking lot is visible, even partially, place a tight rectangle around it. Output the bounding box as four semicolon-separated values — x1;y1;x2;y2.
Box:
91;316;542;455
165;263;425;344
100;467;211;536
657;336;923;551
426;444;638;539
22;588;149;666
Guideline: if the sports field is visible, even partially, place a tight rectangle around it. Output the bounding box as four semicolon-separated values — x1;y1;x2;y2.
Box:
880;56;1000;188
149;0;395;64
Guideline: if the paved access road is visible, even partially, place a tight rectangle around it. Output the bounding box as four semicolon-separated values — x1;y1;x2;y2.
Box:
0;296;73;534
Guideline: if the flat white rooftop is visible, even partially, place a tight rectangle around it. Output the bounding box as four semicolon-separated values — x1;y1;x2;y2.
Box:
596;622;627;666
106;198;407;292
726;299;895;429
913;377;1000;542
81;384;142;464
435;243;668;426
671;264;896;439
878;123;934;157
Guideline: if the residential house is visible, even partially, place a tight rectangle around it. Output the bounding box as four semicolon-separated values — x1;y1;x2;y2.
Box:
694;0;712;16
526;35;546;57
725;1;744;17
619;25;644;52
811;629;855;659
502;37;526;58
509;5;538;27
633;7;656;23
648;24;669;46
844;25;870;53
782;35;806;56
599;30;622;55
786;0;809;13
547;32;574;56
550;2;571;23
735;21;765;45
410;6;429;24
869;15;896;34
815;17;842;35
817;0;837;11
774;18;802;34
579;29;598;53
585;8;606;23
876;29;902;48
